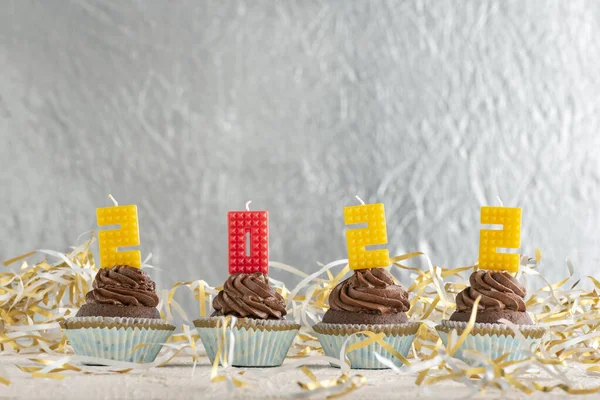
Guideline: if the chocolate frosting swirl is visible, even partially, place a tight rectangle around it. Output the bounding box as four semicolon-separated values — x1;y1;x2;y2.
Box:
212;273;287;320
85;265;159;307
328;268;410;314
455;270;526;312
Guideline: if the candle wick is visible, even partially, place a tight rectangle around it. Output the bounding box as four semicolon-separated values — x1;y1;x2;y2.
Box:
108;194;119;206
245;200;252;211
355;195;366;205
496;196;504;207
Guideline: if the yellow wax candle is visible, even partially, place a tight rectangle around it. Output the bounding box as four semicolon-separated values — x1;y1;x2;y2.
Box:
96;204;141;269
344;203;390;270
479;206;522;272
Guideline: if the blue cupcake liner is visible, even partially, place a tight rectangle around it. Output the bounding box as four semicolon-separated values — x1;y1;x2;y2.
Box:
436;320;545;364
61;317;175;364
313;322;420;369
194;317;300;367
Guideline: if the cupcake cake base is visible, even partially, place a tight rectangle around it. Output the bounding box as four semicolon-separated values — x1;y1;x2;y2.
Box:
60;317;175;364
436;320;545;364
313;321;420;369
76;303;161;319
194;317;300;367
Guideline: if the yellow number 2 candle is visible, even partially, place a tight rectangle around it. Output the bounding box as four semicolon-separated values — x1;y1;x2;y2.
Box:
479;206;522;272
344;202;390;270
96;201;142;269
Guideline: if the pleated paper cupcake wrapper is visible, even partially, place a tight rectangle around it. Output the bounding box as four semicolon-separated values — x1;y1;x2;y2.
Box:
436;320;546;364
194;317;301;367
61;317;175;364
313;322;421;370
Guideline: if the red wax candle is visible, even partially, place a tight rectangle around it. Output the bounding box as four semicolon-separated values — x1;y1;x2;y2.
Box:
228;210;269;274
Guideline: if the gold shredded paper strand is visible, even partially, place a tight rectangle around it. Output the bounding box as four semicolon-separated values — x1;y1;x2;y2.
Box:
3;238;600;396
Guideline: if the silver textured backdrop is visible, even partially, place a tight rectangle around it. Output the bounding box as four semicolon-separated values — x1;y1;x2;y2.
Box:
1;1;599;301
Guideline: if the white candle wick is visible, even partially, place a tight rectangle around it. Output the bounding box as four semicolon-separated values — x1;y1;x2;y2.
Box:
496;196;504;207
245;200;252;211
108;194;119;206
355;195;366;205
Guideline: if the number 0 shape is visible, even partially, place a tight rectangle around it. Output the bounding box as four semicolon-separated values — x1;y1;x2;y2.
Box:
228;211;269;274
479;206;521;272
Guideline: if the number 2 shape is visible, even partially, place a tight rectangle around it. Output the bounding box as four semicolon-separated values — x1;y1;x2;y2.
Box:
479;206;521;272
96;205;142;269
344;203;390;270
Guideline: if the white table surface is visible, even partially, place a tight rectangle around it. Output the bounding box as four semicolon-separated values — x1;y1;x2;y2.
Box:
1;354;599;399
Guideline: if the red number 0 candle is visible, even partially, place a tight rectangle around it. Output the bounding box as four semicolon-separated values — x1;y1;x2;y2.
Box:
228;203;269;274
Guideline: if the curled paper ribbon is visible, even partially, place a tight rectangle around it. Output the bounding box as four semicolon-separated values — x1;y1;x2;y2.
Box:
0;233;96;358
5;237;600;396
206;315;366;397
342;331;411;367
297;367;367;399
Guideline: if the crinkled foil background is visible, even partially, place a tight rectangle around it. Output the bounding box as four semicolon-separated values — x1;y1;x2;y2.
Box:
0;1;599;303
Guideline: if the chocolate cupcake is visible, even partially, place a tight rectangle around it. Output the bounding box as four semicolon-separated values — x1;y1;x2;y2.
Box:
322;268;410;325
60;265;174;363
76;265;161;319
194;272;300;367
449;270;532;324
436;270;545;363
211;272;287;320
313;268;420;369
